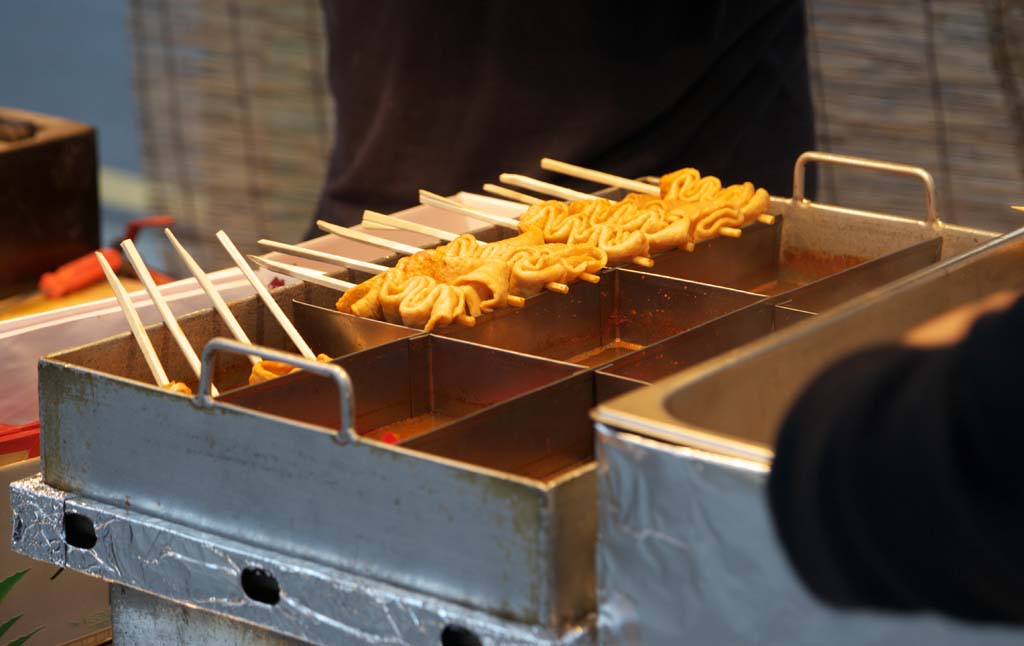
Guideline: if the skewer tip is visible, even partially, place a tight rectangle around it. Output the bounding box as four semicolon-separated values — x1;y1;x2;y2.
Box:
631;256;655;268
720;227;743;238
545;282;570;294
578;272;601;284
757;214;776;225
507;295;526;308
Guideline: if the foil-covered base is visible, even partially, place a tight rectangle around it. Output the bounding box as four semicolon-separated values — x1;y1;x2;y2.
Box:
11;475;593;646
596;426;1024;645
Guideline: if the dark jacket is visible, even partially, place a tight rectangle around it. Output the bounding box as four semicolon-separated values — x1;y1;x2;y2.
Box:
311;0;814;234
769;296;1024;623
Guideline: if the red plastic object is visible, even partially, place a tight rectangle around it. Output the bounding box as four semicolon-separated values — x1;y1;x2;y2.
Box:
0;420;41;461
381;432;400;445
38;248;122;298
36;214;178;298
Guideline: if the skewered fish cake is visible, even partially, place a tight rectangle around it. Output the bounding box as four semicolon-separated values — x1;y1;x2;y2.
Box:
248;354;333;385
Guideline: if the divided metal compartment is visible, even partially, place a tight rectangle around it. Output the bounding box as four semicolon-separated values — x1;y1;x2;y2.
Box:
439;269;762;367
19;151;1014;645
598;302;816;387
45;281;418;393
40;330;602;634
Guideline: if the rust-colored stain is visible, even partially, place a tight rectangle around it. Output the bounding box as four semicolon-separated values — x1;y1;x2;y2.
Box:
752;249;868;295
782;248;866;281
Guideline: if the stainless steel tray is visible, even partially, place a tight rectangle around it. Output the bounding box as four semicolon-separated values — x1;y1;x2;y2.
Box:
14;151;1015;645
439;269;762;367
40;333;596;633
598;301;815;386
46;280;418;393
590;163;1024;644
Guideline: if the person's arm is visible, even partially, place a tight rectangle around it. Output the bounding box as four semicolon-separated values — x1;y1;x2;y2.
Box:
768;290;1024;623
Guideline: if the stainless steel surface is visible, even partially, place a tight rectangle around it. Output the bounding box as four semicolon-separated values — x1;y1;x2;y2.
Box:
792;151;940;226
12;476;594;645
774;237;941;313
44;282;417;393
599;303;815;386
595;426;1024;645
404;371;595;481
40;334;594;630
9;474;65;566
18;152;1017;643
198;338;357;443
593;225;1024;462
218;335;584;446
112;586;305;646
440;269;762;367
291;300;420;359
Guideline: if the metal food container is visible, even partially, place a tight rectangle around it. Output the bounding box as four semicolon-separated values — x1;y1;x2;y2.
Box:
598;301;815;386
44;281;416;393
440;269;762;367
591;192;1024;642
11;152;1018;645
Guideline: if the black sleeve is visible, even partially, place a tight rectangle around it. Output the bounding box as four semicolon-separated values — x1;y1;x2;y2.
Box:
768;296;1024;623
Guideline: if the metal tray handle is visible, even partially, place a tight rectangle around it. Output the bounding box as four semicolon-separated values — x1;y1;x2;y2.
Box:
793;151;940;226
197;337;357;444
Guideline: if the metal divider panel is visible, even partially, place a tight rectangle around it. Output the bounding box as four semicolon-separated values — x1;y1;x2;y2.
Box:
594;372;647;403
603;303;778;384
440;270;763;368
440;281;605;362
218;336;421;433
427;336;584;417
612;270;765;349
291;300;421;358
622;220;780;292
773;306;817;330
404;371;594;482
775;237;943;313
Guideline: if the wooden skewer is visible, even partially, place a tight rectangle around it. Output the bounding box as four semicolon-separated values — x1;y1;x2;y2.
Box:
757;214;776;225
95;251;170;387
498;174;600;203
720;227;743;238
249;255;357;293
165;229;260;367
317;220;425;255
631;256;655;268
481;183;544;205
258;238;389;274
361;211;486;246
540;158;660;196
1012;205;1024;212
216;231;317;361
506;295;526;308
418;190;520;230
326;216;566;296
121;239;218;396
578;272;601;284
250;256;476;329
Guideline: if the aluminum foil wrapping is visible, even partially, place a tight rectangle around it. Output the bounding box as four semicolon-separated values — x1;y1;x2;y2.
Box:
9;476;593;646
595;425;1024;645
10;474;66;566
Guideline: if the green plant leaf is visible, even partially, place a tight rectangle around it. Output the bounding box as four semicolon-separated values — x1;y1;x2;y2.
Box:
7;625;42;646
0;616;21;640
0;571;28;605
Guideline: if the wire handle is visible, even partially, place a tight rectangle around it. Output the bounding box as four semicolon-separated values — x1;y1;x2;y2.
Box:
197;337;357;445
792;151;940;227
